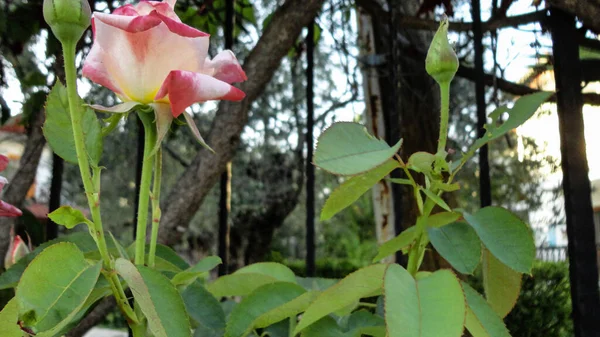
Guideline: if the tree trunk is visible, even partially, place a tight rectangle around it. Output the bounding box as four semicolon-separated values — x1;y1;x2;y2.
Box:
159;0;325;245
356;7;397;261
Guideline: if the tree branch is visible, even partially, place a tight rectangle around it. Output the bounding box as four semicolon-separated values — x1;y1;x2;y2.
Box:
546;0;600;34
159;0;326;245
396;9;546;32
456;64;600;105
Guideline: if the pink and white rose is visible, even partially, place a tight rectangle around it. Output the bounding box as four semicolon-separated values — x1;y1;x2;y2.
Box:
82;0;247;147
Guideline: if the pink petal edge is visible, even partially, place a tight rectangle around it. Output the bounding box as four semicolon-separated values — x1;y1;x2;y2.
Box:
155;70;245;118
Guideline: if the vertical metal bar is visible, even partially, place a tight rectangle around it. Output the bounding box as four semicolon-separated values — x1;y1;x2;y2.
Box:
305;22;316;277
47;154;63;240
550;8;600;336
472;0;492;207
218;0;234;276
386;0;405;265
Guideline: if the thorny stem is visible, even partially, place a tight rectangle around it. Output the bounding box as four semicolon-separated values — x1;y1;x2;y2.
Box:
134;112;157;266
148;148;162;268
62;41;137;323
406;79;452;276
437;81;451;154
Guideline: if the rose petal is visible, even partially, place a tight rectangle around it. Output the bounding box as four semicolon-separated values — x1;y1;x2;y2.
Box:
0;201;22;217
150;11;207;38
0;176;7;194
89;14;209;104
155;70;245;117
94;12;163;33
113;4;139;16
82;41;126;97
204;50;247;84
0;155;8;172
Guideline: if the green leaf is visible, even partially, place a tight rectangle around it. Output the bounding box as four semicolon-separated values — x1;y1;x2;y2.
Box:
109;232;130;260
431;181;460;192
52;276;113;337
301;316;344;337
0;232;98;290
0;298;25;337
126;243;190;273
427;222;481;274
207;263;296;298
43;81;103;165
115;258;191;337
172;256;222;286
16;243;102;335
482;249;521;318
372;227;416;262
314;122;403;176
408;152;436;174
253;290;318;328
344;310;386;337
47;206;93;229
427;211;461;228
463;207;535;274
234;262;297;283
294;264;387;334
462;282;511;337
296;277;338;291
225;282;311;337
321;159;399;220
420;188;451;211
384;265;465;337
181;280;226;336
476;92;552;146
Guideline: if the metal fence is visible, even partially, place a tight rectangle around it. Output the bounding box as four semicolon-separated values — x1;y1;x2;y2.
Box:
537;246;568;262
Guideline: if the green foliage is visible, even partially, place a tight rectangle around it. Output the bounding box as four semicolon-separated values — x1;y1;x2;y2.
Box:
321;159;399;220
314;122;403;176
427;222;481;274
462;282;511;337
115;258;191;337
384;265;465;337
207;262;297;298
371;227;416;262
225;282;308;337
43;81;103;166
126;243;190;273
463;207;535;274
482;250;521;318
47;205;93;229
16;243;102;335
504;262;573;337
285;258;362;279
171;256;221;286
293;264;387;334
453;92;553;174
0;298;25;337
181;280;226;336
